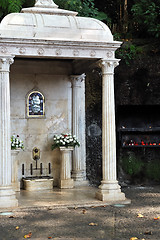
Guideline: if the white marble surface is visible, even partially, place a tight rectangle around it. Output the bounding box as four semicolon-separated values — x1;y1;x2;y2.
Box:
0;0;120;61
59;147;74;189
11;150;20;191
0;56;18;207
0;0;113;43
10;59;73;187
71;74;86;182
23;178;54;191
96;60;126;202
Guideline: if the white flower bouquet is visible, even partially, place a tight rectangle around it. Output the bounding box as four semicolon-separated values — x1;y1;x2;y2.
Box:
11;135;24;150
52;133;80;150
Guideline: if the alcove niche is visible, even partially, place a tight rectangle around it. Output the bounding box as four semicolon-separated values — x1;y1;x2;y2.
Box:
10;58;72;188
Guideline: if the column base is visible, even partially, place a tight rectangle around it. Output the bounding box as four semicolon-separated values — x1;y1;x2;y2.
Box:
72;171;89;187
74;180;89;187
96;181;127;202
72;170;85;181
59;179;74;189
12;182;20;192
0;186;18;208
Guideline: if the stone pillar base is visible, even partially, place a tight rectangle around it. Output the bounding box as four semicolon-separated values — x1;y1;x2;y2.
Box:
59;179;74;189
12;182;20;192
0;187;18;208
96;189;126;202
74;180;89;187
96;181;126;202
72;170;85;181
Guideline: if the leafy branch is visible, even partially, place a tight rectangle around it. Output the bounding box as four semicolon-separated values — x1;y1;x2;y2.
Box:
116;42;143;65
0;0;25;20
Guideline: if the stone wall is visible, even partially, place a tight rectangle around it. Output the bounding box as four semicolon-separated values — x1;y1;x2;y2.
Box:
85;69;102;185
115;55;160;106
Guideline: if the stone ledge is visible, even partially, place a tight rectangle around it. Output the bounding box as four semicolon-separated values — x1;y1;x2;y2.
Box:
23;178;54;191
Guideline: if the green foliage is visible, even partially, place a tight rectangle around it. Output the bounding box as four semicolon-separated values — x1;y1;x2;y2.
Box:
54;0;111;22
116;42;143;65
145;161;160;181
0;0;8;9
0;0;110;23
54;0;106;19
8;0;25;13
113;33;122;41
0;0;25;20
132;0;160;38
22;0;34;8
0;0;8;18
121;153;144;176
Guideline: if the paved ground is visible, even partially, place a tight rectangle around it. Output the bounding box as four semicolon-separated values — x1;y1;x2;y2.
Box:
0;186;160;240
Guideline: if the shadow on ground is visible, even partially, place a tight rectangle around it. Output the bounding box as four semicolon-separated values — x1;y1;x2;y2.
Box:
0;186;160;240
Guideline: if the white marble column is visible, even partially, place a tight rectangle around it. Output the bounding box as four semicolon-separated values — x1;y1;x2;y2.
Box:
0;56;18;208
96;59;126;202
71;74;88;185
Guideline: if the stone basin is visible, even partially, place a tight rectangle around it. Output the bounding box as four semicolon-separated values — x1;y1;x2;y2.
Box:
23;176;54;191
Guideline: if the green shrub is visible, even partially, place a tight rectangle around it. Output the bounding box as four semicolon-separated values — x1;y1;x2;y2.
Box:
145;161;160;181
121;153;144;176
116;43;143;65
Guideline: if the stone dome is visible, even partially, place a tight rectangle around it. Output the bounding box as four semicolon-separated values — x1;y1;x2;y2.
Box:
0;0;113;42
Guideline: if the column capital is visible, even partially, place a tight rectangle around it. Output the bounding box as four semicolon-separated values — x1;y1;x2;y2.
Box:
98;59;120;75
70;73;86;87
0;56;14;72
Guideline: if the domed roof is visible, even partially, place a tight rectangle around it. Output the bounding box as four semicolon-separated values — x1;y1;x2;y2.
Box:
0;0;113;42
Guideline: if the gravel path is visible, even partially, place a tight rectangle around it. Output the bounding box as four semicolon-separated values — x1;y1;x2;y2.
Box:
0;186;160;240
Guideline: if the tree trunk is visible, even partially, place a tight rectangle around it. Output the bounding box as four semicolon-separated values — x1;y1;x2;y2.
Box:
123;0;128;33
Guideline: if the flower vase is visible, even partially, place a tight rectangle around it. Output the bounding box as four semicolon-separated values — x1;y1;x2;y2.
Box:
59;147;74;189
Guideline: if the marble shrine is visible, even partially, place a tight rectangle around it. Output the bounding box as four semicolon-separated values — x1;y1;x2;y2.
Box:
0;0;126;208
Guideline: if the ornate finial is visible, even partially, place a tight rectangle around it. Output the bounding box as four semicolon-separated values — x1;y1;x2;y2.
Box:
22;0;77;16
34;0;58;8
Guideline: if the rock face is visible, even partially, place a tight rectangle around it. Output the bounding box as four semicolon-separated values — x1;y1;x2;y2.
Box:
86;69;102;186
86;54;160;185
86;104;102;186
115;55;160;106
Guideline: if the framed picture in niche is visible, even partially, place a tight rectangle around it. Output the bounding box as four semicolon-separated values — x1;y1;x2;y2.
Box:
27;90;45;118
